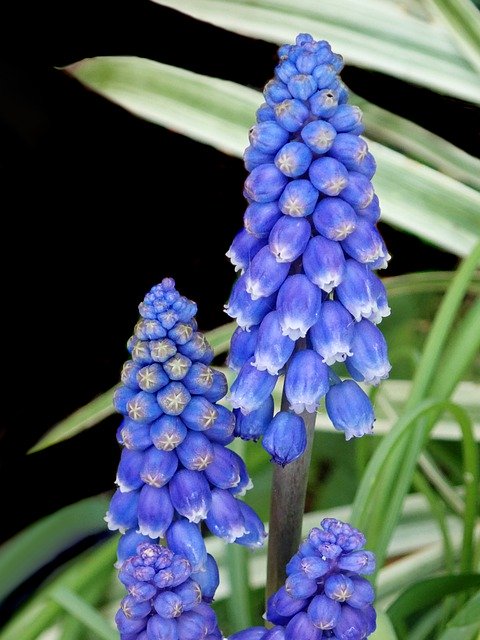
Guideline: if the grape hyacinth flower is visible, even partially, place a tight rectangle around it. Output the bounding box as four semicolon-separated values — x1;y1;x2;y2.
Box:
106;278;266;576
115;541;224;639
231;518;376;640
225;33;392;464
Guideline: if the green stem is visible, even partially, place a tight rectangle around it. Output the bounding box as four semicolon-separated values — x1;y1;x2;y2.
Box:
266;390;317;601
226;544;252;632
226;439;253;632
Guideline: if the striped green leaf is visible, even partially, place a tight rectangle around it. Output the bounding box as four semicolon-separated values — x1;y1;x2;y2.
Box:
67;57;480;256
151;0;480;104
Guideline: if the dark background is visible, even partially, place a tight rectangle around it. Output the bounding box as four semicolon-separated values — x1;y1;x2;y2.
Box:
1;1;477;547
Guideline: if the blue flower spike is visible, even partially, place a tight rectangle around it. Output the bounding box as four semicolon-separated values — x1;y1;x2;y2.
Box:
237;518;377;640
115;541;224;639
107;278;267;576
225;33;391;463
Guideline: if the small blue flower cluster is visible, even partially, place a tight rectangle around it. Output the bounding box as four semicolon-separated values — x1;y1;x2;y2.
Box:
106;279;266;574
230;518;376;640
225;34;391;463
115;541;223;640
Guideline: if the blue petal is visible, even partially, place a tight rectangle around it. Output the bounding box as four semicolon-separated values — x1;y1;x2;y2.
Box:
285;612;323;640
226;229;266;273
274;141;313;178
191;553;219;603
245;246;290;300
284;350;330;414
325;380;375;440
140;448;178;488
229;358;277;415
227;326;260;372
225;275;276;331
309;157;348;196
137;484;174;539
205;489;247;543
278;179;318;217
244;163;288;203
150;415;187;451
234;395;274;441
336;260;390;324
307;594;341;630
168;469;212;523
234;501;267;549
105;489;139;534
176;431;214;471
181;396;219;432
276;274;322;339
262;411;307;466
312;196;357;241
309;300;354;365
268;216;311;263
303;235;345;293
345;319;391;385
252;311;295;375
166;519;207;573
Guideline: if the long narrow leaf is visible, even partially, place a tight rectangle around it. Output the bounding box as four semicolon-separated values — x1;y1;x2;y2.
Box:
0;538;117;640
352;94;480;191
351;400;476;570
387;574;480;637
151;0;480;104
67;57;480;256
27;387;117;454
49;586;117;640
439;588;480;631
0;496;110;602
29;321;236;453
428;0;480;73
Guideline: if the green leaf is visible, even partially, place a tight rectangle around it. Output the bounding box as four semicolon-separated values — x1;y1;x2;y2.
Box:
437;588;480;640
371;611;399;640
428;0;480;74
349;244;480;571
66;56;256;156
49;586;117;640
368;140;480;256
387;574;480;637
28;321;235;453
0;496;110;602
352;94;480;191
151;0;480;104
28;387;117;453
67;57;480;256
0;537;117;640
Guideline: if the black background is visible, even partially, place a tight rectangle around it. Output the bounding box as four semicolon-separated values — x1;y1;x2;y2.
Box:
1;1;477;546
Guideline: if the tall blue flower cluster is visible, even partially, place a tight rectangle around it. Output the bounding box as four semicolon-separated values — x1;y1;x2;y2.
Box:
225;34;391;463
230;518;376;640
115;541;223;639
106;278;266;579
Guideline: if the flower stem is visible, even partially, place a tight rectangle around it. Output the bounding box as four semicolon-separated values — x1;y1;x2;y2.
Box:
265;364;317;601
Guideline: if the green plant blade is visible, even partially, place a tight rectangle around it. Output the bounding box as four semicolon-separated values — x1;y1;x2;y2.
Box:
437;589;480;640
49;586;117;640
26;271;480;455
67;57;480;256
352;93;480;191
368;140;480;255
0;496;110;602
66;56;256;156
371;611;399;640
0;537;117;640
387;574;480;636
151;0;480;104
28;387;117;454
428;0;480;74
28;321;236;453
